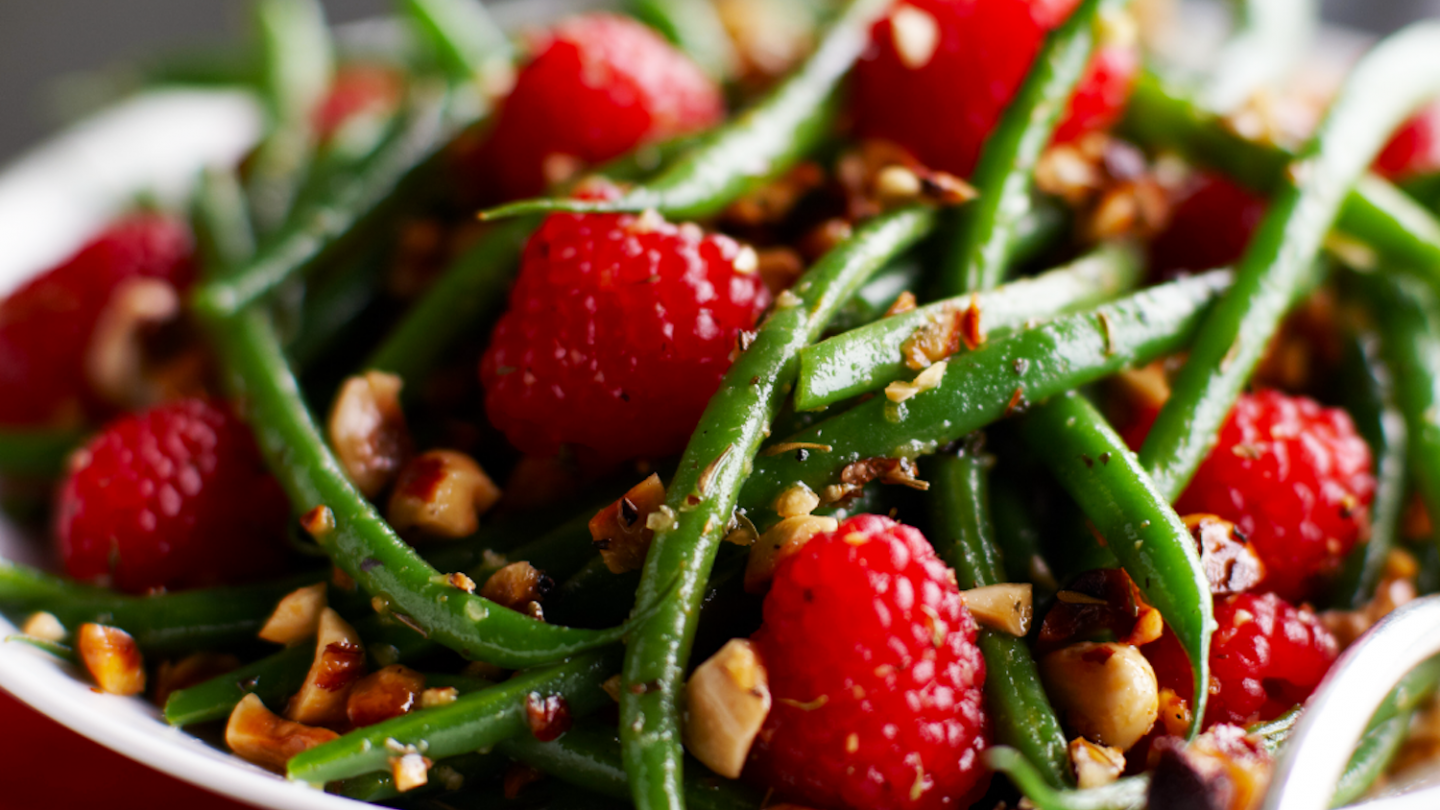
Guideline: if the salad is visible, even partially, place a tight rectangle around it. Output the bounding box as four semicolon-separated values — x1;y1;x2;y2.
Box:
2;0;1440;808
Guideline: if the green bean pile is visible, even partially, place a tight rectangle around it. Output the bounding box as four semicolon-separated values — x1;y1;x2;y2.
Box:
6;0;1440;809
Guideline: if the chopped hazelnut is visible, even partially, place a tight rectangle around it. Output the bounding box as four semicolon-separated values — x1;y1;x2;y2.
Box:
773;484;820;519
327;371;412;497
961;583;1033;636
391;751;433;792
421;686;460;709
683;639;771;779
1070;737;1125;788
744;515;839;593
259;583;328;646
85;277;181;410
388;450;501;539
589;474;667;573
286;608;367;728
480;561;554;612
21;611;66;642
78;624;146;696
885;359;948;403
348;664;425;728
226;693;339;774
1040;642;1159;751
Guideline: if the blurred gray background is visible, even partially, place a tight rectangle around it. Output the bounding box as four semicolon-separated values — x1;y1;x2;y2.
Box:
0;0;1435;164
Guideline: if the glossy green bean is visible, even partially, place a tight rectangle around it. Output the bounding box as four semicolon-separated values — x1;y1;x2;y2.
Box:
1248;705;1303;754
1333;328;1408;609
1331;713;1410;808
928;446;1072;788
825;254;926;334
203;307;645;667
1136;23;1440;502
942;0;1126;296
4;634;77;662
627;0;737;81
0;428;83;478
740;271;1233;523
403;0;512;89
481;0;889;221
288;647;619;783
988;747;1149;810
1204;0;1316;112
334;751;502;802
1018;392;1212;730
797;243;1142;410
192;166;257;277
621;206;936;810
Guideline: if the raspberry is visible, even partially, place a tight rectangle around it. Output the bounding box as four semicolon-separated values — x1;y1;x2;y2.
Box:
1172;391;1375;602
1374;102;1440;181
56;398;291;594
746;515;989;810
0;215;194;427
1147;173;1267;279
466;13;724;201
479;203;770;468
850;0;1139;178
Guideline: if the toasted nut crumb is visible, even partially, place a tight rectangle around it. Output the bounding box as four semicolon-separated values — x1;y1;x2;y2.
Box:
348;664;425;728
1182;514;1265;596
480;562;554;612
602;674;623;703
1041;642;1159;751
901;310;966;371
328;371;412;497
85;277;180;410
525;693;573;742
259;583;328;646
745;516;839;593
391;751;433;792
21;612;65;642
962;583;1033;636
876;165;923;203
889;4;940;69
421;686;460;709
590;474;667;573
388;450;501;539
1035;143;1103;204
885;359;948;403
286;608;366;728
301;505;336;538
684;638;771;779
1156;687;1192;737
1070;737;1126;788
885;291;918;317
734;245;759;274
774;484;820;518
78;624;145;696
226;693;338;773
448;572;477;593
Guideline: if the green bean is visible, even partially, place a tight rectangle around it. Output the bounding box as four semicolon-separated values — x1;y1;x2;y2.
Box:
366;217;535;383
1123;71;1440;291
248;0;334;236
797;243;1142;410
334;751;503;802
942;0;1127;296
627;0;738;81
0;428;83;478
1355;271;1440;569
465;509;602;589
193;83;455;318
928;444;1072;788
740;271;1233;524
4;633;77;662
403;0;512;90
825;255;926;334
482;0;889;221
192;167;257;277
1136;23;1440;502
0;561;325;656
1331;713;1410;808
202;306;649;668
1332;328;1408;609
284;248;388;370
1248;705;1303;754
988;747;1149;810
288;648;619;783
620;206;936;810
1018;392;1213;730
1204;0;1316;113
990;473;1056;587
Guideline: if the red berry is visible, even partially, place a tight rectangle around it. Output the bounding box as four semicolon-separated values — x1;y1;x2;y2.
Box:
1173;391;1375;602
0;215;194;427
850;0;1139;178
1374;102;1440;181
466;13;725;201
1147;173;1266;279
479;202;770;468
56;399;291;594
746;515;990;810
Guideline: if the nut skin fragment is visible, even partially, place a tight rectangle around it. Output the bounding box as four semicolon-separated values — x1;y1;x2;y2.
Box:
77;623;145;696
258;583;328;646
226;693;338;774
1069;737;1125;788
961;583;1033;636
347;664;426;728
286;608;367;729
588;473;666;573
327;371;412;497
388;450;501;539
1040;642;1159;751
683;638;772;779
480;562;554;612
744;515;839;593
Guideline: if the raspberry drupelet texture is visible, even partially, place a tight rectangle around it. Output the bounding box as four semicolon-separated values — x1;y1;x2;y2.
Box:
1172;390;1375;602
850;0;1139;178
746;514;990;810
479;202;770;469
1147;173;1267;279
466;13;725;201
0;215;194;427
1375;102;1440;181
57;398;291;594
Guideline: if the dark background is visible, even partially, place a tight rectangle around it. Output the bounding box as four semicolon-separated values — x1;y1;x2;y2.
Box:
0;0;1435;164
